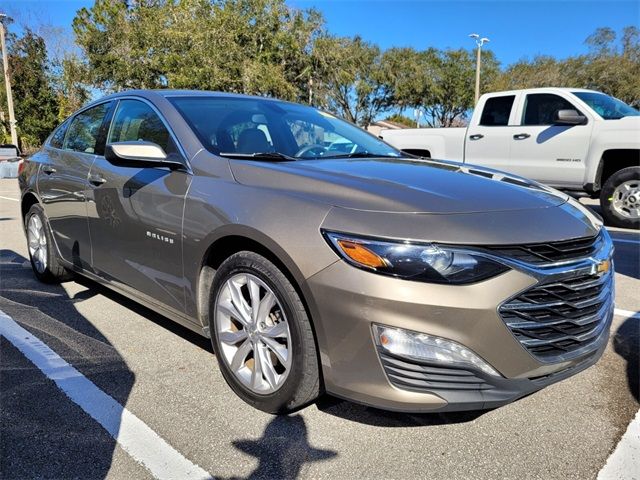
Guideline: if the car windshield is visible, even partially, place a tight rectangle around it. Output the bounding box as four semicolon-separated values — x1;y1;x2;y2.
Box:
572;91;640;120
168;95;402;160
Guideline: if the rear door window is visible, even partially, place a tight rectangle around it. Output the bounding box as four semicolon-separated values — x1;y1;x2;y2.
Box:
522;94;581;125
64;103;110;154
479;96;515;126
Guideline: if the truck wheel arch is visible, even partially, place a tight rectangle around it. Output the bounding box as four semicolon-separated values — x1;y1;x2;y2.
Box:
595;149;640;191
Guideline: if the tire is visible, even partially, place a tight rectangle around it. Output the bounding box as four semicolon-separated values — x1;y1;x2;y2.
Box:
599;166;640;229
208;251;320;414
24;204;72;283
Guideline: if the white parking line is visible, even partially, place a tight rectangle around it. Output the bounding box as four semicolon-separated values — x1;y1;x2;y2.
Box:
0;310;214;480
598;409;640;480
0;195;18;202
612;237;640;245
615;309;640;320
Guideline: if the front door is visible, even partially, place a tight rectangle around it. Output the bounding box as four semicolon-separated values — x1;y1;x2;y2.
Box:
508;93;593;187
86;99;192;314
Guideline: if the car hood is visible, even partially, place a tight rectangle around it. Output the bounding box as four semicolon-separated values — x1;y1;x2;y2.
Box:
230;157;568;214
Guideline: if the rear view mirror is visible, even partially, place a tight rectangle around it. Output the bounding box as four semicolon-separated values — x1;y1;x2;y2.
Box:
554;109;587;125
105;141;184;170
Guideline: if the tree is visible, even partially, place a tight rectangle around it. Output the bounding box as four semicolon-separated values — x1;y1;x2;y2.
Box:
312;35;391;126
73;0;324;102
3;29;59;149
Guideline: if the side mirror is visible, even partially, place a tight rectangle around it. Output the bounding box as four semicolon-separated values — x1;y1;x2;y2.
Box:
554;109;587;125
104;141;184;170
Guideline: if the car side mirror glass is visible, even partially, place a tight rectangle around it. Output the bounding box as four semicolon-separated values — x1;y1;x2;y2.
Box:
105;141;184;170
554;109;587;125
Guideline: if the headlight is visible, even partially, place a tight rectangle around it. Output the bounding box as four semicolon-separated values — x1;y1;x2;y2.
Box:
323;231;509;284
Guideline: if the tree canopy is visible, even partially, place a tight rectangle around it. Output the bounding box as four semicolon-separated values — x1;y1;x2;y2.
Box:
1;0;638;150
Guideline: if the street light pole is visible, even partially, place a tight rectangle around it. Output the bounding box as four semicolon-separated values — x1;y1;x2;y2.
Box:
469;33;490;105
0;14;18;147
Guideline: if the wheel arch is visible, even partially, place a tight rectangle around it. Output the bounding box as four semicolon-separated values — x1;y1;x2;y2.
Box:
595;149;640;191
21;191;41;223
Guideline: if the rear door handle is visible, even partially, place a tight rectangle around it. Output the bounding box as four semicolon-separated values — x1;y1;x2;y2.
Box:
513;133;531;140
469;134;484;140
42;165;57;175
88;173;106;186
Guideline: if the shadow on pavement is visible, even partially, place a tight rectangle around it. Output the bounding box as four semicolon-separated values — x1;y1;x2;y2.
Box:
0;249;134;479
315;395;485;427
227;415;337;479
614;315;640;403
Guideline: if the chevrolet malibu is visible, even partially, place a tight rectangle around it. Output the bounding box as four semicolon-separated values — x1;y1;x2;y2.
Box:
19;90;614;414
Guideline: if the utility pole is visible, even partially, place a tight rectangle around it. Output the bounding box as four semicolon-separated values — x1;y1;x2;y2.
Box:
469;33;490;105
0;14;18;147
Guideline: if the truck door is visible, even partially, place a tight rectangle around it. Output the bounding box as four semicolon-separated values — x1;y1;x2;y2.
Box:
508;93;593;187
464;95;516;172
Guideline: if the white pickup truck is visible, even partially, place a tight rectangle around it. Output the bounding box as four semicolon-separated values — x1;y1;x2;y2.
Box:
380;88;640;229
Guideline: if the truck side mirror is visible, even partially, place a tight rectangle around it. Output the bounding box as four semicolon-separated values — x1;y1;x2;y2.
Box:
554;109;587;125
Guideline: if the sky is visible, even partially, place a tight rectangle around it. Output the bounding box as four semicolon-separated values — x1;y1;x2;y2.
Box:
1;0;639;67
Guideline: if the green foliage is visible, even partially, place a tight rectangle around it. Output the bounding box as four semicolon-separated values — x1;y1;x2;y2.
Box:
492;26;640;107
384;114;416;127
6;29;59;148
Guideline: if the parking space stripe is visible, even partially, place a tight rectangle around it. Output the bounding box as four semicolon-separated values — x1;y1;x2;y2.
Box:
0;195;18;202
612;238;640;245
597;409;640;480
0;310;214;480
614;309;640;320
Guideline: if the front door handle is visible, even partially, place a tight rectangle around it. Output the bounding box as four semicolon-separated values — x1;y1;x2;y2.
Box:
42;165;57;175
469;134;484;140
513;133;531;140
88;174;106;186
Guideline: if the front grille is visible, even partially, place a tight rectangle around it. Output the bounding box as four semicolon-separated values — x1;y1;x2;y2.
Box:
499;271;613;362
484;231;604;265
379;352;493;392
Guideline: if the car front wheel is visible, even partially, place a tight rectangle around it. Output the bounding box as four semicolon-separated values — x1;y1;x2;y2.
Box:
209;251;321;414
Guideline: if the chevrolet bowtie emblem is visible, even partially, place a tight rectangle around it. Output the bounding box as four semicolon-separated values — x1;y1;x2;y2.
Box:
595;259;610;275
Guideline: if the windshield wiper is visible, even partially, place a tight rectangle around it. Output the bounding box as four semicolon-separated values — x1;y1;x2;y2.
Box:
319;152;401;159
219;152;297;162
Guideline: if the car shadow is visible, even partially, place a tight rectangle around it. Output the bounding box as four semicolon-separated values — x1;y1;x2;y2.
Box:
315;395;486;427
0;249;134;480
613;315;640;403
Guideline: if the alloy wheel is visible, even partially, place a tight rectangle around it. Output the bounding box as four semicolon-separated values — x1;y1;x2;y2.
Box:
27;214;47;274
611;180;640;219
214;273;292;394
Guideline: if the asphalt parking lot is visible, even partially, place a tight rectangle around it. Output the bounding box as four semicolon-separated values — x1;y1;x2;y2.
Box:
1;177;638;480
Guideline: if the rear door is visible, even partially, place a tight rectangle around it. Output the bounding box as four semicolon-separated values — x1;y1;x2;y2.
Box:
508;93;593;187
464;94;517;172
38;103;111;269
87;98;192;314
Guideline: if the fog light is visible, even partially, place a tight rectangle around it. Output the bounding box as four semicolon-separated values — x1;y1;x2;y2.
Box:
373;325;500;377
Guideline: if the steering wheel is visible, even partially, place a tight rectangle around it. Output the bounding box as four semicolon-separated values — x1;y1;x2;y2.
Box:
295;144;327;159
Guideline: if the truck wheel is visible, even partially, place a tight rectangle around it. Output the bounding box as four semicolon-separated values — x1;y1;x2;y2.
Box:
209;251;321;414
25;204;72;283
600;166;640;229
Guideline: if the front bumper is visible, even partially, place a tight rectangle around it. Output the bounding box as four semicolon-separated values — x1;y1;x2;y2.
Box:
305;235;614;413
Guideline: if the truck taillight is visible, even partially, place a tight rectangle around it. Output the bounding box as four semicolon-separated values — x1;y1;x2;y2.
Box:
17;159;26;175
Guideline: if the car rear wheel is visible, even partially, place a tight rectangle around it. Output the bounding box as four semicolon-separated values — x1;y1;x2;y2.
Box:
25;204;72;283
600;166;640;229
209;251;320;414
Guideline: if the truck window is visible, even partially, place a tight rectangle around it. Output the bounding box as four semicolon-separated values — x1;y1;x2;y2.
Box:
523;94;581;126
479;96;515;126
